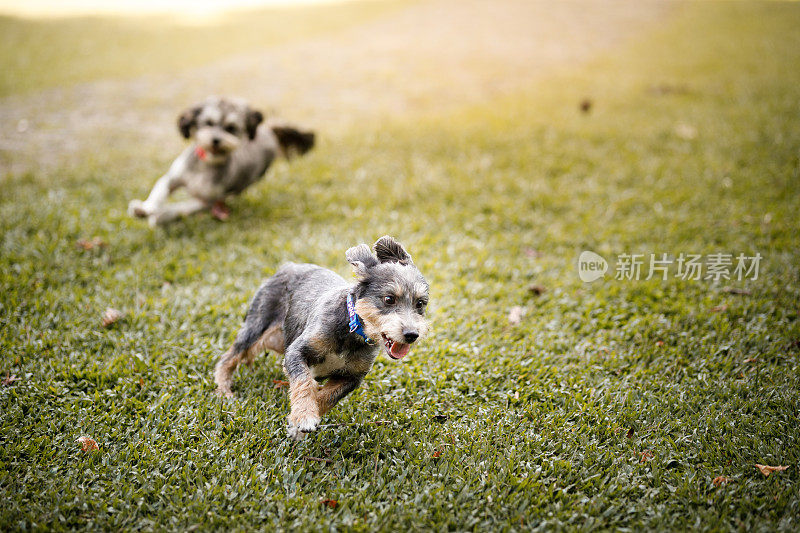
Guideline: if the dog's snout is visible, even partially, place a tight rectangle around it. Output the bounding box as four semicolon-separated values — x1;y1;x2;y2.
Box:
402;330;419;343
212;137;221;147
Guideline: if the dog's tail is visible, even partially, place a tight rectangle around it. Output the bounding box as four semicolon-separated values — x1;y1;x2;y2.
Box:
270;123;315;159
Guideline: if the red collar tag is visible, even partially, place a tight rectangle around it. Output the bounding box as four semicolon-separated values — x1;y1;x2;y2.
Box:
195;146;207;161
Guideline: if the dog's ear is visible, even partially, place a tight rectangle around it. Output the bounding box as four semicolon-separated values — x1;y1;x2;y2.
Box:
178;105;202;139
245;109;264;140
374;236;412;265
346;244;379;278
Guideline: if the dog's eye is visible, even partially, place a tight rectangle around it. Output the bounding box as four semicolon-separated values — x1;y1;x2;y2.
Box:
416;299;426;309
383;295;396;305
225;124;238;134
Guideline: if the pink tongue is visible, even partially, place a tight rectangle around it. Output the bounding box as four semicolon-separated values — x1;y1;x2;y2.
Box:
391;342;411;359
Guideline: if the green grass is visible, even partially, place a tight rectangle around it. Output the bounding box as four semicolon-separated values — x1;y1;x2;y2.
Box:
2;1;800;530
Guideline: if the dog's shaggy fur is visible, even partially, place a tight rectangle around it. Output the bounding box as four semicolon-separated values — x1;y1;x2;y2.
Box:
128;96;314;226
214;236;430;440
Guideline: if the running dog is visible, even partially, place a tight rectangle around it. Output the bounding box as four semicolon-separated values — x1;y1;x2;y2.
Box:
128;96;314;226
214;236;430;440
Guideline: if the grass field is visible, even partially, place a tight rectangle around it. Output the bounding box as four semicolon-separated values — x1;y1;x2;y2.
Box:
0;0;410;98
1;1;799;530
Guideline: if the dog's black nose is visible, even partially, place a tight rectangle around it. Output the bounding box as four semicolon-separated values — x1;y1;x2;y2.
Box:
403;330;419;343
212;137;221;147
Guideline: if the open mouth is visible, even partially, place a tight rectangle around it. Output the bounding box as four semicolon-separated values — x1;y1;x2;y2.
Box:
382;333;411;360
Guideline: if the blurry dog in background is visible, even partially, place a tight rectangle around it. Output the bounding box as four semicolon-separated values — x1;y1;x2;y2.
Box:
128;96;314;226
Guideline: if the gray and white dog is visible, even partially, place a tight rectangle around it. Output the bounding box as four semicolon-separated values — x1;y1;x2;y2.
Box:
214;236;430;439
128;96;314;226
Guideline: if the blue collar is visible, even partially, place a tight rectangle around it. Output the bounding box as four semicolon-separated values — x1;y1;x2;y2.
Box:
347;293;374;345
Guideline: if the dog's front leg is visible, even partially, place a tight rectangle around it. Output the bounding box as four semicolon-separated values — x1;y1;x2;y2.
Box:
283;343;321;440
128;162;184;219
317;376;363;416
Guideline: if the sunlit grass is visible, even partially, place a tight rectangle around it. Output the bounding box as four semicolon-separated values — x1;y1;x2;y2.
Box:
0;0;409;97
1;1;799;530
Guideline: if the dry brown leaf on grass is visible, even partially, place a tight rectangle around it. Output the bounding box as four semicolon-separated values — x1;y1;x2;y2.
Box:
101;308;124;328
273;379;289;389
508;306;523;325
722;287;751;296
320;499;338;509
77;436;99;452
648;83;690;96
712;476;732;487
755;464;789;477
2;374;19;386
528;284;546;296
76;237;107;251
432;449;442;459
710;304;729;312
639;451;654;463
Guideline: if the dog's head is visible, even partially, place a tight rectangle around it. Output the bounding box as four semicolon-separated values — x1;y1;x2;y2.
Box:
347;236;430;360
177;97;263;163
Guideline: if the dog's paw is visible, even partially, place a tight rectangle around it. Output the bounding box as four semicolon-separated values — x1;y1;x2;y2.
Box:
214;387;235;399
287;416;321;440
148;211;173;227
128;199;148;218
210;201;230;221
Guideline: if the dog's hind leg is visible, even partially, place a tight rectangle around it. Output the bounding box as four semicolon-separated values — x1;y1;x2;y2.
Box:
148;198;209;227
214;275;288;397
214;346;244;398
241;324;285;366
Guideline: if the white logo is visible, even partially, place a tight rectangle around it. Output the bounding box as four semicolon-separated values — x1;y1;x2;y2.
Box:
578;251;608;282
